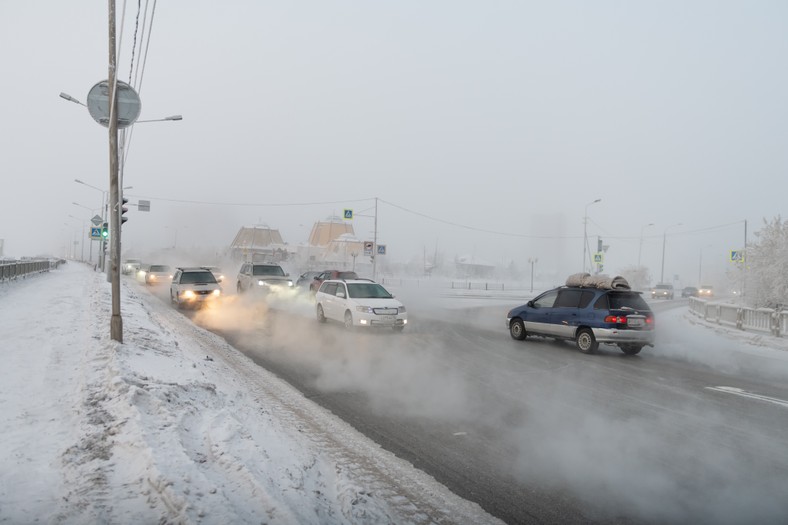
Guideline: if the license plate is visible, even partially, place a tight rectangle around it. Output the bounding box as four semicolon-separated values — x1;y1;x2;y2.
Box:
378;315;396;321
627;318;645;328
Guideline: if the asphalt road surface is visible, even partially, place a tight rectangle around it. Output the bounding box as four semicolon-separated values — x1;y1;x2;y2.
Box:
154;286;788;525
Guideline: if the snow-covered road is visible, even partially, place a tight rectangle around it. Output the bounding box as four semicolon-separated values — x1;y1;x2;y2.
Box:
0;263;502;524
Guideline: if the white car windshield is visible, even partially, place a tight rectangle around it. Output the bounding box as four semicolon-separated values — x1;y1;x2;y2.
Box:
347;283;392;299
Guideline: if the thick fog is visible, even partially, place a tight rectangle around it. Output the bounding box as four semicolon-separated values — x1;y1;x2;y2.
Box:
1;1;787;291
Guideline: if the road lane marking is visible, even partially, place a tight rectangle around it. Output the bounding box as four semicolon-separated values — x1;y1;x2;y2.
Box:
706;386;788;409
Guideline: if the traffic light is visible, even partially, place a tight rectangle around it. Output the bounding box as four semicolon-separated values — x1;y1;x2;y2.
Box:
121;197;129;225
101;222;109;239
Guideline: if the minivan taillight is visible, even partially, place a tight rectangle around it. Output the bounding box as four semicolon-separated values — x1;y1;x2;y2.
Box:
604;315;626;324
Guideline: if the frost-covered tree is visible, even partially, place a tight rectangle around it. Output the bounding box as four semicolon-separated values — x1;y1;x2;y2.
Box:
618;265;651;292
746;216;788;308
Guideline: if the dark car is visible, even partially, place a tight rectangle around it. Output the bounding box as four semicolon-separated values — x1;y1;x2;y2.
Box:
295;271;321;290
681;286;699;298
309;270;359;294
507;286;655;355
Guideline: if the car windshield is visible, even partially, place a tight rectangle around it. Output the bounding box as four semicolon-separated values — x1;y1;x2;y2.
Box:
180;271;217;284
347;283;393;299
253;265;285;276
608;292;650;310
149;265;170;273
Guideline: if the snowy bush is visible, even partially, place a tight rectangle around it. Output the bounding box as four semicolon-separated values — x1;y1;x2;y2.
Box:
746;216;788;308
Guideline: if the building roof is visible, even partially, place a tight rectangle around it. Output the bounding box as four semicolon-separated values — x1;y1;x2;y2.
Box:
307;216;355;247
230;225;286;252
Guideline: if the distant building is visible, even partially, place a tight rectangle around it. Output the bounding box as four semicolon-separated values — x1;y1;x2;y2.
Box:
455;255;496;278
307;216;355;246
295;216;372;272
229;224;288;262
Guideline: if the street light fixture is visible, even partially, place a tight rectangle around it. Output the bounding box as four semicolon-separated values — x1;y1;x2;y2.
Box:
660;223;683;284
59;92;86;107
583;198;602;273
528;257;538;293
638;223;655;267
135;115;183;123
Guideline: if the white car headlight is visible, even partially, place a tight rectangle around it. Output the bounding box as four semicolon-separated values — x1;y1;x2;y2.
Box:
257;280;267;286
212;289;221;296
398;306;406;313
183;290;195;299
356;306;374;314
287;280;294;287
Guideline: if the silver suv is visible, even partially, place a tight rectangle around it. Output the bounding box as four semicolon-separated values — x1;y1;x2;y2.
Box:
170;267;222;309
236;262;294;294
651;284;674;300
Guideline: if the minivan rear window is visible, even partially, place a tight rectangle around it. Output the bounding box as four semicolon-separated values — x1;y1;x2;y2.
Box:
607;292;650;310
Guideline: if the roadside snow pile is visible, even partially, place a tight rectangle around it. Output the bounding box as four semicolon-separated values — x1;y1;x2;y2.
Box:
0;264;502;525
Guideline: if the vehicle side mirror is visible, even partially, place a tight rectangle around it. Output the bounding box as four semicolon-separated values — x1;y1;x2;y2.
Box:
527;300;535;308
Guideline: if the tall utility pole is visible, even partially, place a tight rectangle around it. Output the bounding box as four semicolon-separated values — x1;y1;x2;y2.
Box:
108;0;123;342
660;223;682;285
582;198;601;273
372;197;378;281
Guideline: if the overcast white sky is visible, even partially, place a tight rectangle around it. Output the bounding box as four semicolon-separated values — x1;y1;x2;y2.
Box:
1;1;786;285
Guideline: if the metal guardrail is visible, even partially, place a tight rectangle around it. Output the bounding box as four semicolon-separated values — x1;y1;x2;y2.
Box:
0;259;62;282
378;277;531;291
688;297;788;337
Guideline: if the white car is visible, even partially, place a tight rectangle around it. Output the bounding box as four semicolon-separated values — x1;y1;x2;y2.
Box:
122;258;141;275
315;279;407;331
170;267;222;309
137;264;173;285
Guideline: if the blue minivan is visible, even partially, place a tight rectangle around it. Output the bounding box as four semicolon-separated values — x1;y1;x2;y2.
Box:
507;286;655;355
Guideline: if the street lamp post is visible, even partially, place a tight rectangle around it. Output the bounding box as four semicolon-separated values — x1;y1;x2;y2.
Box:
68;215;86;261
638;223;654;267
583;198;602;273
660;223;683;284
528;257;538;292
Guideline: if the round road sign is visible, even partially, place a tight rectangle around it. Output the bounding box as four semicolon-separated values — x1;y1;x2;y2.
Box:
86;80;141;129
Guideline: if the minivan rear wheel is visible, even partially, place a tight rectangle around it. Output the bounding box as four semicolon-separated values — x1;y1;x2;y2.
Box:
576;328;598;354
620;344;643;355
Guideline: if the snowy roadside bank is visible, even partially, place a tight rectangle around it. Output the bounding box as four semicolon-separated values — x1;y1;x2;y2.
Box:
0;263;502;524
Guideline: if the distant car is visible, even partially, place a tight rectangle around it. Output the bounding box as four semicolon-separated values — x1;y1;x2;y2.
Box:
170;267;222;309
315;279;407;330
651;284;674;300
122;258;141;275
295;271;321;290
507;285;655;355
138;264;172;285
236;262;294;294
309;270;359;294
681;286;699;298
698;285;714;298
202;266;225;283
